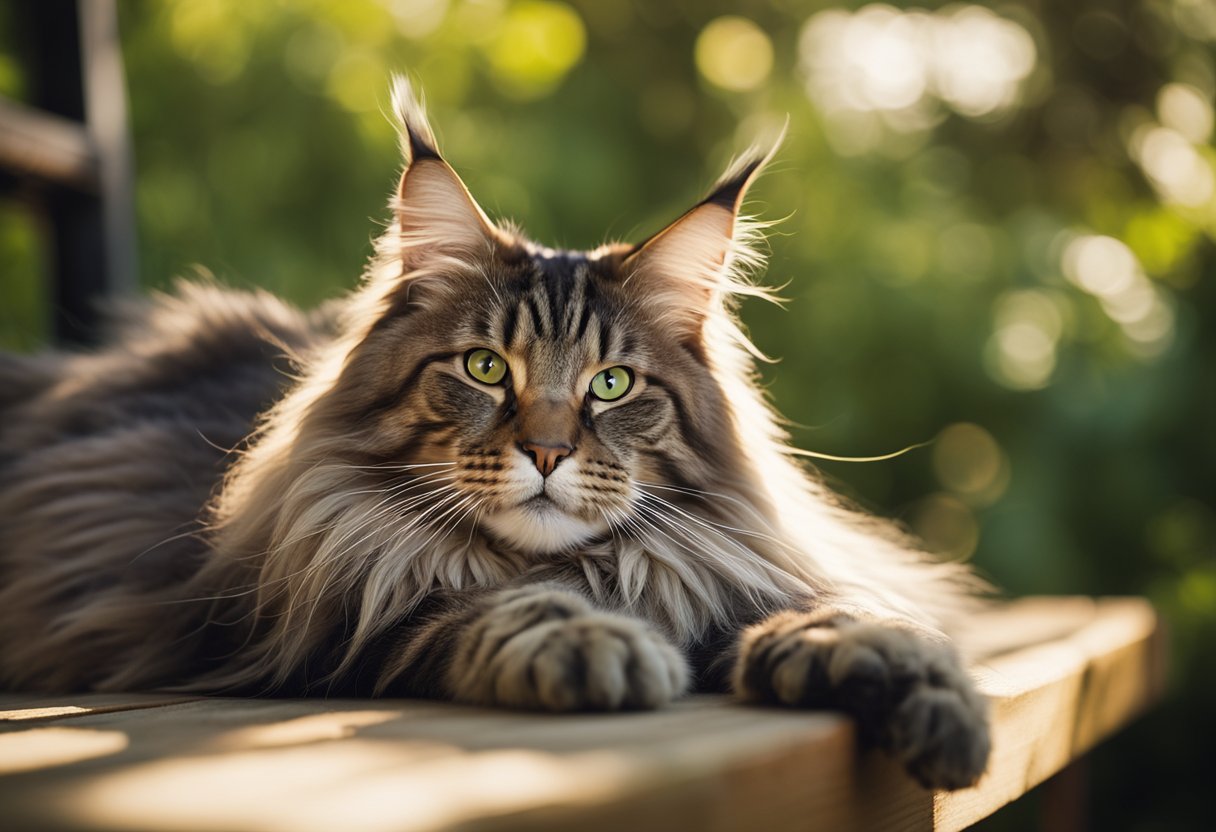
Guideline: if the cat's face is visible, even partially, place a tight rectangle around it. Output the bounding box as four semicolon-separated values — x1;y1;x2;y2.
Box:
342;245;733;554
324;78;767;555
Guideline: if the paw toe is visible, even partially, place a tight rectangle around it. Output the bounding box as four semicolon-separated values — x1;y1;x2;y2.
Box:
480;614;686;712
828;642;891;727
894;686;991;790
581;627;631;709
621;628;685;708
734;610;991;791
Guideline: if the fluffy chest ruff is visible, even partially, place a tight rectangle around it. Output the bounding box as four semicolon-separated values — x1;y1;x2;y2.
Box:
251;455;805;674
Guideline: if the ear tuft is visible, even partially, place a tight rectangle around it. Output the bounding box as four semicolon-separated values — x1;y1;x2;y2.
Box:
385;75;504;277
621;127;784;346
391;74;442;165
701;124;786;213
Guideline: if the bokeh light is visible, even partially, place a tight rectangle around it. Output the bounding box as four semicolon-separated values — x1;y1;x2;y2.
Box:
1130;125;1216;208
1061;234;1175;357
799;4;1036;152
986;290;1066;390
386;0;450;40
694;16;774;93
483;1;586;100
326;51;387;112
932;5;1037;117
932;422;1009;506
1157;83;1214;144
168;0;254;85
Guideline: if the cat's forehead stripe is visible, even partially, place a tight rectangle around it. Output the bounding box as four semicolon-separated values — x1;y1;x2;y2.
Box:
565;263;596;337
492;255;619;352
499;298;519;347
539;261;570;334
597;313;611;362
574;288;594;342
523;292;547;340
487;255;646;366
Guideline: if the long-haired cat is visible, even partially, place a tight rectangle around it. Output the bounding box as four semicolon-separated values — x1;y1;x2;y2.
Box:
0;79;990;789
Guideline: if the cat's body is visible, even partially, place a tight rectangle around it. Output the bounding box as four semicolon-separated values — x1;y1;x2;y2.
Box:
0;80;991;789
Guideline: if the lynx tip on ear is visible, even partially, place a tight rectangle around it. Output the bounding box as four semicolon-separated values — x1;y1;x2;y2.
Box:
702;118;788;213
390;74;442;165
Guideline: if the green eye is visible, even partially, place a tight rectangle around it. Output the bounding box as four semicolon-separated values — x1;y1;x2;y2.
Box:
590;366;634;401
465;348;508;385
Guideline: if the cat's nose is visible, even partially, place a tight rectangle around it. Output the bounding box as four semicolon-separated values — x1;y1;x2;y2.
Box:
518;441;573;477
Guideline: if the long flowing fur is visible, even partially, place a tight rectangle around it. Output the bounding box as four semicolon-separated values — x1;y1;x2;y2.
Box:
698;202;986;628
0;78;984;700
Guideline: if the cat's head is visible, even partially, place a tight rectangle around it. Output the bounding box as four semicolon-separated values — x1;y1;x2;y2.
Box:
323;78;779;556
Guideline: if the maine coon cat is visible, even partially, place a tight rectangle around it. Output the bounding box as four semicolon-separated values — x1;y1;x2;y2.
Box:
0;79;990;789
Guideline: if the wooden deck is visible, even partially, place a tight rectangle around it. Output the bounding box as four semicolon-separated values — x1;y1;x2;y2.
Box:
0;597;1162;831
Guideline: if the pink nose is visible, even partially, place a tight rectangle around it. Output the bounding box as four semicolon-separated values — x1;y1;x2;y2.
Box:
519;442;573;477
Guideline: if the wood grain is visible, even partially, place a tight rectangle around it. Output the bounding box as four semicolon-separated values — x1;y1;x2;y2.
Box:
0;597;1161;832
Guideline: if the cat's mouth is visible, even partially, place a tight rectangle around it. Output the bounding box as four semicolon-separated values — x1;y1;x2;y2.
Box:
522;491;558;509
479;491;608;554
516;490;579;523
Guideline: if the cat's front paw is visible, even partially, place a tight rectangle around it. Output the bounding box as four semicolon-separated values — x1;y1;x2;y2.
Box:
448;586;688;711
734;609;990;790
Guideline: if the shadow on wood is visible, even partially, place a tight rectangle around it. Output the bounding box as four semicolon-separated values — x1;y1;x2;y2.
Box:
0;597;1162;832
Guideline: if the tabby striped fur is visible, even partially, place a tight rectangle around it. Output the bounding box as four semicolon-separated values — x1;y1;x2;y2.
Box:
0;78;990;788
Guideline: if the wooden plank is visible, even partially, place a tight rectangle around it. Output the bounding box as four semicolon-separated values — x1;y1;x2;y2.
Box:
0;693;200;724
955;596;1101;660
853;597;1163;832
0;597;1161;832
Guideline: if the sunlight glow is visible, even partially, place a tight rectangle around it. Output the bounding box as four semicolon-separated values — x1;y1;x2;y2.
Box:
327;51;388;111
986;289;1066;390
0;728;128;775
1062;234;1138;297
933;423;1009;506
169;0;252;84
71;741;636;832
1130;125;1216;208
385;0;450;39
933;6;1037;117
1061;235;1175;358
695;17;774;92
1157;83;1214;144
1;704;91;720
993;322;1055;389
799;4;1036;150
218;711;400;749
483;1;586;99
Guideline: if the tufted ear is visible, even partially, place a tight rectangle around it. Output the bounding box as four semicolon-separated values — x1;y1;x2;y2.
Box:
621;137;780;346
391;77;503;270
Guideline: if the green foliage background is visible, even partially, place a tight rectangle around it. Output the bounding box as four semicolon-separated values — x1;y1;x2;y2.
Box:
1;1;1212;826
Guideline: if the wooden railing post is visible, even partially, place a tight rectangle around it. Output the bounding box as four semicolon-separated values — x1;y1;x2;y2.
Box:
1;0;136;345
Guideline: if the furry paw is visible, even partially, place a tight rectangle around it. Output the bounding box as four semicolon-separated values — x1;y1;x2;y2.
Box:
448;586;688;711
734;610;990;790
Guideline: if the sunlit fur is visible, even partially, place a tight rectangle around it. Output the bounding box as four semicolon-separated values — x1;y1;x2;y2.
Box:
0;78;984;698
